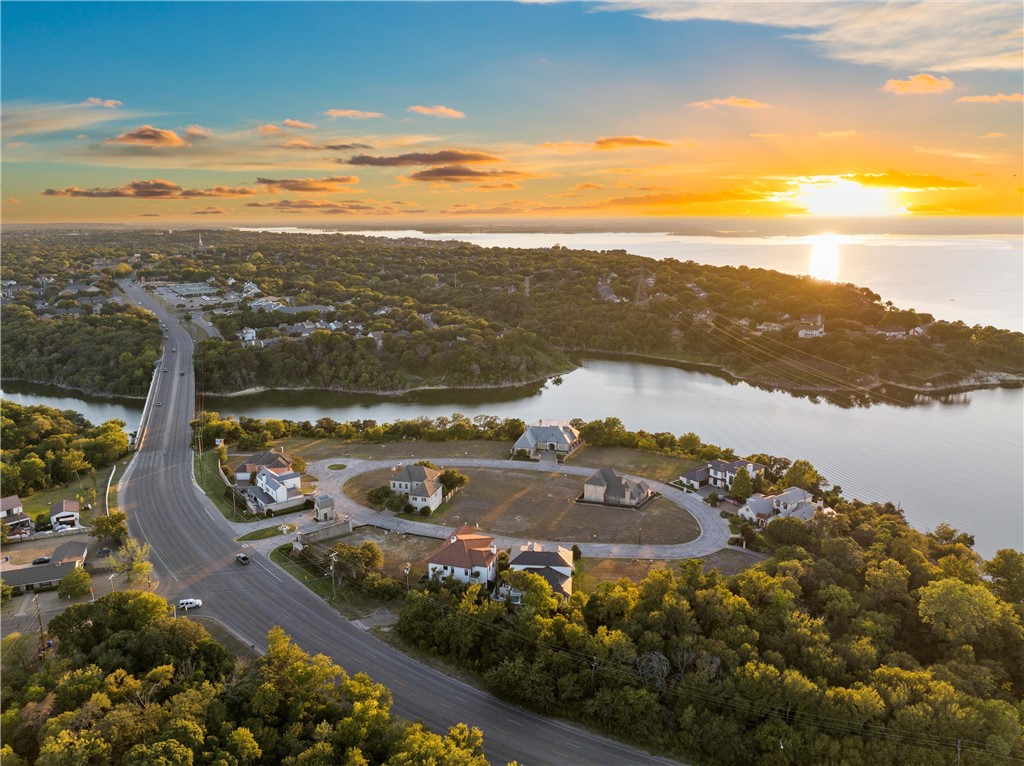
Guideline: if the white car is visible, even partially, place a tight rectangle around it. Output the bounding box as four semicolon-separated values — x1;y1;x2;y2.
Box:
178;598;202;610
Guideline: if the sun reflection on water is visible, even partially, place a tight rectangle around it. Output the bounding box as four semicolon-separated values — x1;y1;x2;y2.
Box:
808;234;842;281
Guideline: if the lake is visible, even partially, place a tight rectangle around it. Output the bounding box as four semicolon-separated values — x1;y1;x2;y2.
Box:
7;357;1019;558
244;227;1024;332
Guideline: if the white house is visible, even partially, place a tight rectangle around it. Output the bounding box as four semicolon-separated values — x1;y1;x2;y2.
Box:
235;447;292;483
738;487;827;527
680;459;765;491
390;464;444;512
1;495;31;532
256;467;302;503
238;327;257;345
798;326;826;339
582;467;652;508
49;499;81;528
428;526;498;585
511;420;582;458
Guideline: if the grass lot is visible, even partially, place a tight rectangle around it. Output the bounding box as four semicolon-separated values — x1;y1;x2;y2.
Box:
345;466;700;545
194;450;248;522
568;445;703;483
237;523;296;542
575;547;768;593
276;438;510;463
18;460;124;523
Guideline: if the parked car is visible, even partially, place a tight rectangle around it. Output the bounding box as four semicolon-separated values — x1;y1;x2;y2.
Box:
235;553;250;565
97;547;111;557
32;556;51;565
53;524;70;533
178;598;202;610
8;529;31;539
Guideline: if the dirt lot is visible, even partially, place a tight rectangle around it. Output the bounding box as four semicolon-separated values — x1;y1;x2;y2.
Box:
305;525;441;583
345;466;700;545
568;445;703;483
278;438;510;463
575;547;768;593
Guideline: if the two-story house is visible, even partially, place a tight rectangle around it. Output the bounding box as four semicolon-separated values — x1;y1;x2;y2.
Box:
427;526;498;585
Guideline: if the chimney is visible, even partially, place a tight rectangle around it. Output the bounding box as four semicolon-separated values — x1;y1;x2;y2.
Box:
450;534;457;544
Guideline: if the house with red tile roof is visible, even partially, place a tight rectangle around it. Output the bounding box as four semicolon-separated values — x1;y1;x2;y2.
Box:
427;525;498;585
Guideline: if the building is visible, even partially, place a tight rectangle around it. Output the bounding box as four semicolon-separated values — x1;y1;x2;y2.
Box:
511;420;582;458
1;495;32;533
313;494;336;522
49;499;81;528
427;526;498;585
582;467;652;508
738;487;831;527
505;542;574;599
679;459;765;492
2;541;89;594
234;447;293;483
390;464;445;513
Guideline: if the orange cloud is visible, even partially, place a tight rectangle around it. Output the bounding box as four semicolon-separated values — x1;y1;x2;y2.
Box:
42;179;261;199
325;109;384;119
255;176;360;192
475;182;521;191
191;206;226;215
593;135;671;150
83;97;123;108
346;149;500;166
956;92;1023;104
977;132;1007;139
407;104;465;119
575;182;603;190
257;124;284;135
750;133;781;138
184;125;210;140
882;74;954;95
688;96;770;110
105;125;186;147
283;118;316;129
406;165;533;183
843;171;973;190
245;198;404;215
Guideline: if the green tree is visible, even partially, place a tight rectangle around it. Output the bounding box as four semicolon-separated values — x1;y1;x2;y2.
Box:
1;579;12;605
90;511;129;546
58;567;92;599
729;467;754;502
984;549;1024;606
917;578;1014;645
114;538;153;587
438;469;469;494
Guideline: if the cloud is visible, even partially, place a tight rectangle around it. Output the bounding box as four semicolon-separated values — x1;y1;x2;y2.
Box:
184;124;211;140
599;2;1022;72
6;141;29;149
538;140;592;153
882;73;954;94
42;179;262;199
977;132;1007;139
818;130;859;139
105;125;186;147
913;145;1001;162
407;105;465;119
346;149;501;166
750;133;782;139
257;124;285;135
605;189;765;206
255;175;360;192
283;138;319;150
3;198;21;205
2;98;142;137
843;171;974;189
325;109;384;119
593;135;672;149
575;182;603;190
245;198;403;215
283;118;316;129
324;142;373;151
441;203;528;215
405;165;533;183
191;206;226;215
955;92;1023;103
688;96;770;110
83;97;123;108
475;182;522;191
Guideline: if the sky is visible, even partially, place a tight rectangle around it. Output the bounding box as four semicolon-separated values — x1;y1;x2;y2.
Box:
1;1;1022;225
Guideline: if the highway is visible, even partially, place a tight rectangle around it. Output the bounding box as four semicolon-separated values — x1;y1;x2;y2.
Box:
117;283;682;766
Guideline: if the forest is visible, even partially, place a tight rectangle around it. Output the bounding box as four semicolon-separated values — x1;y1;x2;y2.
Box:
1;228;1021;398
398;504;1024;766
0;402;129;498
0;591;491;766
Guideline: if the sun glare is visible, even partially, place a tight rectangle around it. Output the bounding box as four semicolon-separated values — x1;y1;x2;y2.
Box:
807;234;842;281
795;178;903;217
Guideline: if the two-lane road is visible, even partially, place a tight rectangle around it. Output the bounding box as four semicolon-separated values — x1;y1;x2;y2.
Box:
117;283;682;766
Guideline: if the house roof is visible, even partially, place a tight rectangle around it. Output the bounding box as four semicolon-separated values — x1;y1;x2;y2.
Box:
315;495;334;509
584;467;649;502
2;511;32;528
1;541;88;588
238;448;292;475
392;464;440;484
513;420;581;451
410;479;442;499
1;495;23;513
429;526;496;570
526;566;573;599
49;499;80;515
680;465;710;483
510;543;573;571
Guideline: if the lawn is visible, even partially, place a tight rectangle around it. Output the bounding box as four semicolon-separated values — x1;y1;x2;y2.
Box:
237;523;296;542
344;466;700;545
568;445;704;483
18;460;124;523
194;450;248;522
574;547;767;593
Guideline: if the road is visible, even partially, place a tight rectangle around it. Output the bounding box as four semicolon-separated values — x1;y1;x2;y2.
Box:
117;282;683;766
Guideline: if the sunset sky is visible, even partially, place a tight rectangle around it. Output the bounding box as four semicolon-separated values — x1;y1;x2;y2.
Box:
2;1;1021;224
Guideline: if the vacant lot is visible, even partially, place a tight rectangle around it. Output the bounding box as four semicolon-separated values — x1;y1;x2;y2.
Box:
575;547;768;593
345;466;699;545
278;438;510;463
568;445;703;483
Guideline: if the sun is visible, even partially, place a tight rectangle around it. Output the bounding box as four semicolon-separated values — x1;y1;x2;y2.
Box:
807;233;842;281
794;178;904;217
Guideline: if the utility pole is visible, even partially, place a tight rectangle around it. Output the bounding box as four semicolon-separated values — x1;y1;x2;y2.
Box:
33;596;46;656
329;552;337;601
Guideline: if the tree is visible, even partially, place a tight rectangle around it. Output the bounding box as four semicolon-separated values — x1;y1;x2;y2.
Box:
1;579;12;605
291;455;308;474
782;459;826;495
90;511;129;546
113;538;153;586
983;549;1024;606
917;578;1012;646
438;469;469;494
729;467;753;502
366;485;397;509
58;567;92;599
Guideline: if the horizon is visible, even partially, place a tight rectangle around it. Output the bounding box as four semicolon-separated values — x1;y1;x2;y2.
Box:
2;2;1022;225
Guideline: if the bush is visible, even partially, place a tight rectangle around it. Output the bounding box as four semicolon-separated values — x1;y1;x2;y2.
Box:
417;505;430;516
572;544;582;561
362;572;403;600
707;491;720;507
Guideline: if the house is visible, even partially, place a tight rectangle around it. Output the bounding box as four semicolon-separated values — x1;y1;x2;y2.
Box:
798;326;826;339
582;467;652;508
756;322;783;333
234;447;292;483
2;541;88;594
505;542;574;599
511;420;582;458
427;525;498;585
49;499;81;528
1;495;31;532
238;327;257;345
738;487;827;527
877;327;907;340
679;459;765;491
246;466;304;513
390;464;444;512
313;494;336;522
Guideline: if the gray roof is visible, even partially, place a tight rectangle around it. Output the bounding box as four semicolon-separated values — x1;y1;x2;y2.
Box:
392;464;440;484
315;495;334;509
511;545;573;571
1;496;23;513
1;541;88;589
513;420;580;451
584;466;649;503
528;566;573;599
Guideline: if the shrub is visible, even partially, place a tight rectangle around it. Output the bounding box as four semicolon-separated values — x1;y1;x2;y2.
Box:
707;491;720;507
417;505;430;516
